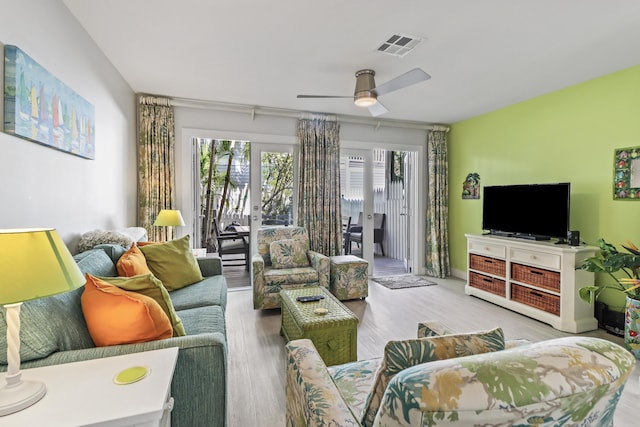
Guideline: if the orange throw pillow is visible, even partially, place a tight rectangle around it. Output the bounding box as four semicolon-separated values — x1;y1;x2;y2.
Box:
81;274;172;347
136;241;160;247
117;243;153;277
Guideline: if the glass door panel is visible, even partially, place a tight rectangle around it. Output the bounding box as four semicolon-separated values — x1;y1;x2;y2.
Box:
192;138;251;253
249;143;296;254
340;149;374;271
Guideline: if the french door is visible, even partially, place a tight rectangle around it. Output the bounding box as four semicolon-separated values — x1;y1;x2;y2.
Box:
340;148;418;275
192;139;297;260
248;143;297;253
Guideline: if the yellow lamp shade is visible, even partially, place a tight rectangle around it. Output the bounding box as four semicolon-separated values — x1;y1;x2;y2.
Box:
153;210;185;227
0;228;85;305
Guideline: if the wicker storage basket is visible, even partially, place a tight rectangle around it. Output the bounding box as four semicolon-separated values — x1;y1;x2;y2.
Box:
468;271;506;297
469;254;506;276
511;284;560;316
280;286;358;366
511;263;560;292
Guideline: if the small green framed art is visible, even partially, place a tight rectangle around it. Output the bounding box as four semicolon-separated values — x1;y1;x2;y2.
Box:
614;146;640;199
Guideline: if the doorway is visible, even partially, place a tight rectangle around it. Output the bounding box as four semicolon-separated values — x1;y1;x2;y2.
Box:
340;148;418;277
192;138;297;286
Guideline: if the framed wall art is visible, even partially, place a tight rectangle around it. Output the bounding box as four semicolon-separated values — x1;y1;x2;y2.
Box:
462;172;480;199
613;146;640;199
3;45;95;159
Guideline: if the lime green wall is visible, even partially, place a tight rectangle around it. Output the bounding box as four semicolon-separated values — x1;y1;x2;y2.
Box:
449;65;640;311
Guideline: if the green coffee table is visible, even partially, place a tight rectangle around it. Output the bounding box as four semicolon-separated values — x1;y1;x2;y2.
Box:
280;286;358;366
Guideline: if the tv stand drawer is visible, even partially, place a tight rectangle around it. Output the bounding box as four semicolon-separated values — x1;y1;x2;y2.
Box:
468;240;506;258
469;254;506;276
510;248;560;270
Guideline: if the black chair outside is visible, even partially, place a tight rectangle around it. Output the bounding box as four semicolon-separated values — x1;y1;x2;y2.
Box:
212;217;249;271
347;212;386;256
342;216;352;254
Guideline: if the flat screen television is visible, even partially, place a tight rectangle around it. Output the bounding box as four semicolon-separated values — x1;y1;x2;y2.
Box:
482;183;570;241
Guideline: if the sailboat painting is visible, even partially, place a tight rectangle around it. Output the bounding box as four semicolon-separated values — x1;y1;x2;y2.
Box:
3;45;95;159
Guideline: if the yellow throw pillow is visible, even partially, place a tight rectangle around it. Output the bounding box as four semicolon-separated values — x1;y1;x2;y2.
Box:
117;243;153;277
139;235;204;291
81;274;173;347
99;274;186;337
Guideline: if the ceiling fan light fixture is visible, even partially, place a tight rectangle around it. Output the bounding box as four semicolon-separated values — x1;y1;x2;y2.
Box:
354;69;378;107
354;94;377;107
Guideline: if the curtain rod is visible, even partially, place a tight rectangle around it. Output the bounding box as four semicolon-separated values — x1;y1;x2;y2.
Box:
164;95;449;132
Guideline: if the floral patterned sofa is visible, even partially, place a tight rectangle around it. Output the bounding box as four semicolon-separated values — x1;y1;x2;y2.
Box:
252;227;330;309
285;321;636;427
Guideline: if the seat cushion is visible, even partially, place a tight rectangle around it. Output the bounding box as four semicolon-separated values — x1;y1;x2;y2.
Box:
328;358;382;421
0;286;94;364
178;305;226;336
170;275;228;312
219;237;246;251
264;266;318;290
74;249;118;277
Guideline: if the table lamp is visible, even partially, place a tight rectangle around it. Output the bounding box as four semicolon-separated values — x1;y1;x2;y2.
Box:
153;209;185;240
0;228;85;416
153;209;185;227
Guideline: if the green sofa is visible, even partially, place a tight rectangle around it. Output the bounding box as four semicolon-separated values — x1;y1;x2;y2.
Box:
0;244;228;427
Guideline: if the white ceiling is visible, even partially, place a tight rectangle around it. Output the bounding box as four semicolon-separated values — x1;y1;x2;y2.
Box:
63;0;640;124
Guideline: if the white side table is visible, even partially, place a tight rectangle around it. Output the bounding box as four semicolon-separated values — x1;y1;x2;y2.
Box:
1;347;179;427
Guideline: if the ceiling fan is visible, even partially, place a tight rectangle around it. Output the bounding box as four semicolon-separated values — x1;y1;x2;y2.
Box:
297;68;430;117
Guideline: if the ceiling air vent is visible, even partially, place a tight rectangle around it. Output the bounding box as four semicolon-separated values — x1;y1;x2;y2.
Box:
376;34;423;57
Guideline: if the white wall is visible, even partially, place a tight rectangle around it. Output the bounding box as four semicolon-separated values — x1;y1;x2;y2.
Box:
0;0;136;251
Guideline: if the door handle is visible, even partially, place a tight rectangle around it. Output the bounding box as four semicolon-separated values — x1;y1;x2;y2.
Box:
367;214;373;219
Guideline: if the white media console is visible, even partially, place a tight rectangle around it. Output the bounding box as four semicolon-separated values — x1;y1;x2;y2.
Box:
465;234;598;333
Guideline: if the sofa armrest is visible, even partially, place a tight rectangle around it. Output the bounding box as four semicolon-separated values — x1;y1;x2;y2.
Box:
197;256;223;276
285;339;358;426
18;333;228;427
308;251;330;289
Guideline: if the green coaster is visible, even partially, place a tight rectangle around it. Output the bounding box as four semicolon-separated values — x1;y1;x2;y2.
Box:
114;366;149;385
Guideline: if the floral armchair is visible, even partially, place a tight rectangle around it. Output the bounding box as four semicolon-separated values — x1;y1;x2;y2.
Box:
252;227;330;309
285;321;635;427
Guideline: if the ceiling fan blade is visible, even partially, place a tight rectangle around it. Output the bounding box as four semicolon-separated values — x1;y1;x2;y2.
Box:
372;68;431;97
368;100;388;117
297;95;353;99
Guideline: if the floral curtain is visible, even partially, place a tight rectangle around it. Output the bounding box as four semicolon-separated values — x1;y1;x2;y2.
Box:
297;115;343;255
138;95;176;242
425;129;450;277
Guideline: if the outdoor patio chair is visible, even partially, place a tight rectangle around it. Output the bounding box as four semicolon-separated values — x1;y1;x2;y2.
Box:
347;212;386;256
212;217;249;271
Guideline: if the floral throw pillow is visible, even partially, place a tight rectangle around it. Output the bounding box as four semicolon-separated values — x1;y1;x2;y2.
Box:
361;327;505;426
270;239;309;269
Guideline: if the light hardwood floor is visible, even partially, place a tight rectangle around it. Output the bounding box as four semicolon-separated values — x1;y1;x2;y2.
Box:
226;276;639;426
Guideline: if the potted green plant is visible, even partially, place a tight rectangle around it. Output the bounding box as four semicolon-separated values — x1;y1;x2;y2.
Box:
578;238;640;358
